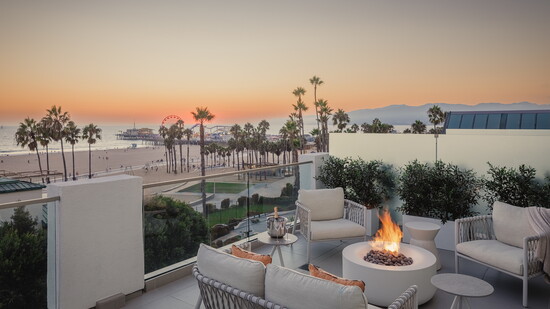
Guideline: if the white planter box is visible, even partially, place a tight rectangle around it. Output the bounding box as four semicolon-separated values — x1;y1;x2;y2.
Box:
365;208;380;236
402;215;455;251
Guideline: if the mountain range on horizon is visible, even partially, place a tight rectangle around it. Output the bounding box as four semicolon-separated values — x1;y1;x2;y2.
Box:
327;102;550;126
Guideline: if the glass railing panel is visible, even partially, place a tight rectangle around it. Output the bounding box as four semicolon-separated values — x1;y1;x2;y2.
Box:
0;201;56;309
142;161;308;276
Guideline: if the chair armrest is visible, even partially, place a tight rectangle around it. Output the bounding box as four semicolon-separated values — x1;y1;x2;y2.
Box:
387;285;418;309
344;199;366;227
292;201;312;240
455;215;494;245
524;235;544;277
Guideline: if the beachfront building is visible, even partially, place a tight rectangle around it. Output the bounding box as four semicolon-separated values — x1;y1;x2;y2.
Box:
0;127;548;309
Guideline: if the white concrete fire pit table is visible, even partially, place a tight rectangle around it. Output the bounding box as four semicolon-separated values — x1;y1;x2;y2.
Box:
342;241;437;307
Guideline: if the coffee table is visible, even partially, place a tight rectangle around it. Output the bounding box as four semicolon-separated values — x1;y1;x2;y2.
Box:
405;221;441;270
257;232;297;267
431;273;494;309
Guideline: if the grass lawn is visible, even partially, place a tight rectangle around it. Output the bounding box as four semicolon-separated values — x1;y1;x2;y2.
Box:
179;182;248;194
207;202;295;228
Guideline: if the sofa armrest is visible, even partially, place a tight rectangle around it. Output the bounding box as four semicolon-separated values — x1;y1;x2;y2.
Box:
292;201;312;241
524;235;544;277
455;215;494;245
387;285;418;309
344;199;366;228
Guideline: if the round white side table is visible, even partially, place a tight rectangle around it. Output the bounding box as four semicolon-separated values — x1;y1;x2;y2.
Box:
431;273;494;309
257;232;297;267
405;221;441;270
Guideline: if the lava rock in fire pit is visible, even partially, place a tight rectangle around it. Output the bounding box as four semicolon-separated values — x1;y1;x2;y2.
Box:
364;249;413;266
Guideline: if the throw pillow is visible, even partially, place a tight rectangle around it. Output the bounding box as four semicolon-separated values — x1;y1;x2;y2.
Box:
232;245;272;266
309;264;365;292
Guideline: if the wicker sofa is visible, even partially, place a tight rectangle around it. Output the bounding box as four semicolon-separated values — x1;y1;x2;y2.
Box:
194;244;418;309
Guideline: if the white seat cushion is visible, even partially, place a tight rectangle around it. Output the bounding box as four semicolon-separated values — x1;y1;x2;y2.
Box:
492;201;536;248
298;188;345;221
456;240;524;275
265;264;368;309
196;244;266;297
311;219;366;241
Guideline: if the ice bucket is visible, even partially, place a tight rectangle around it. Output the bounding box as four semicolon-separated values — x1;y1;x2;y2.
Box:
266;216;288;238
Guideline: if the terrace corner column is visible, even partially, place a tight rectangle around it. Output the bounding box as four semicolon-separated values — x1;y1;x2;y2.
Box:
299;152;329;190
48;175;144;309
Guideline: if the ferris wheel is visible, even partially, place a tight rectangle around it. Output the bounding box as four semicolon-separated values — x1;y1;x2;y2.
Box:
161;115;183;127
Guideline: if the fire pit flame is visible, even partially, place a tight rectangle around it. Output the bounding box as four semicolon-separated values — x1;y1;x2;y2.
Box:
372;209;403;254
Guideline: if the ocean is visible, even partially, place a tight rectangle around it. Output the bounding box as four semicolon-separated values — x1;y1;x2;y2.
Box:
0;125;158;155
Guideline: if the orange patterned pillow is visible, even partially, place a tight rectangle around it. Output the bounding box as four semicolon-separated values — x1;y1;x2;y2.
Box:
231;245;272;266
309;264;365;292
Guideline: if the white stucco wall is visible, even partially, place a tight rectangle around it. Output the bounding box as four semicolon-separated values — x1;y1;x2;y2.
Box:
48;175;144;309
299;153;330;190
329;131;550;219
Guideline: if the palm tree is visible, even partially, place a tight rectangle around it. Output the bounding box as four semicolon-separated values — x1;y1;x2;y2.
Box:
292;87;308;153
37;120;52;182
427;105;445;133
176;120;185;173
183;128;193;172
15;118;43;179
192;107;215;218
158;125;169;172
82;123;102;179
332;108;350;133
64;121;81;180
427;105;446;161
44;105;70;181
317;99;332;152
411;120;427;134
230;124;242;170
309;76;324;131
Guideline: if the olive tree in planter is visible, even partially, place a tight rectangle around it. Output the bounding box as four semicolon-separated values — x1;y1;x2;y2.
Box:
317;156;395;235
398;160;481;250
484;163;550;209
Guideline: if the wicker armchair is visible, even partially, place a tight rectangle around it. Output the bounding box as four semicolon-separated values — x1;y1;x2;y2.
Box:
388;285;418;309
291;188;367;263
455;214;542;307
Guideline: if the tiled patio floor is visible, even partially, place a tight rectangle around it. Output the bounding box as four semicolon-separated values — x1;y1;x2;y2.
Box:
125;237;549;309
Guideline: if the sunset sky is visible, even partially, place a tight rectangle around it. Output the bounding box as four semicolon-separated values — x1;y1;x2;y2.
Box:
1;0;549;126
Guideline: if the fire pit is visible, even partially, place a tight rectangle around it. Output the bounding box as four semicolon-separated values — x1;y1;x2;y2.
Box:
342;211;437;307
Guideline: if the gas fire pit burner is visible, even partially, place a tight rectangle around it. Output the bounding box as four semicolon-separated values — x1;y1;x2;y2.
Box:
364;249;413;266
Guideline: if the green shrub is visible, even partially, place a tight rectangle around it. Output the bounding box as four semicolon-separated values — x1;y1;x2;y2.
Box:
221;198;230;209
317;156;395;209
237;196;247;207
397;160;481;223
280;183;294;197
484;163;550;209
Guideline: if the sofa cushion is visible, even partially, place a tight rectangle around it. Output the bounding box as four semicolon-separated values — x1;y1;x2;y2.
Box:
493;201;536;248
456;240;524;275
196;244;266;297
298;188;345;221
309;264;365;292
231;245;272;266
311;219;366;241
265;264;368;309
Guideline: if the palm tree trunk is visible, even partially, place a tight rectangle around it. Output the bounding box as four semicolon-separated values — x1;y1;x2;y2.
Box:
71;144;76;180
88;144;92;179
60;140;68;181
173;146;177;174
186;141;190;172
199;124;207;218
45;145;50;181
165;149;169;173
34;148;44;182
179;143;183;173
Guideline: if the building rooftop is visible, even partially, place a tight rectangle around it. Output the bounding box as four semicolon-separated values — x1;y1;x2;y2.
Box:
124;236;549;309
0;177;45;194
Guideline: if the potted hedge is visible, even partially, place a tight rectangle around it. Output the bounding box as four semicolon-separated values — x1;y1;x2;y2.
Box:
317;156;395;235
397;160;481;250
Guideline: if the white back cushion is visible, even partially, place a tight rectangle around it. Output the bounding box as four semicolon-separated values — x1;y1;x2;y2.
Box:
492;201;536;248
265;264;367;309
298;187;345;221
196;244;266;297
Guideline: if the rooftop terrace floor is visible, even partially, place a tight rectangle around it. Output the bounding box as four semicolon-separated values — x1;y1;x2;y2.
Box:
125;236;549;309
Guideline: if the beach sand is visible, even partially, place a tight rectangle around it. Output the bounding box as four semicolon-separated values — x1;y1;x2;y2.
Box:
0;145;240;184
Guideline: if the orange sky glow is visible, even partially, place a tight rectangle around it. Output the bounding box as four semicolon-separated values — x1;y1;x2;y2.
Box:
1;0;549;126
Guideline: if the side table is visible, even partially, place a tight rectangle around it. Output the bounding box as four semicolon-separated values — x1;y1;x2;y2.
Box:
257;232;297;267
405;221;441;270
431;273;494;309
